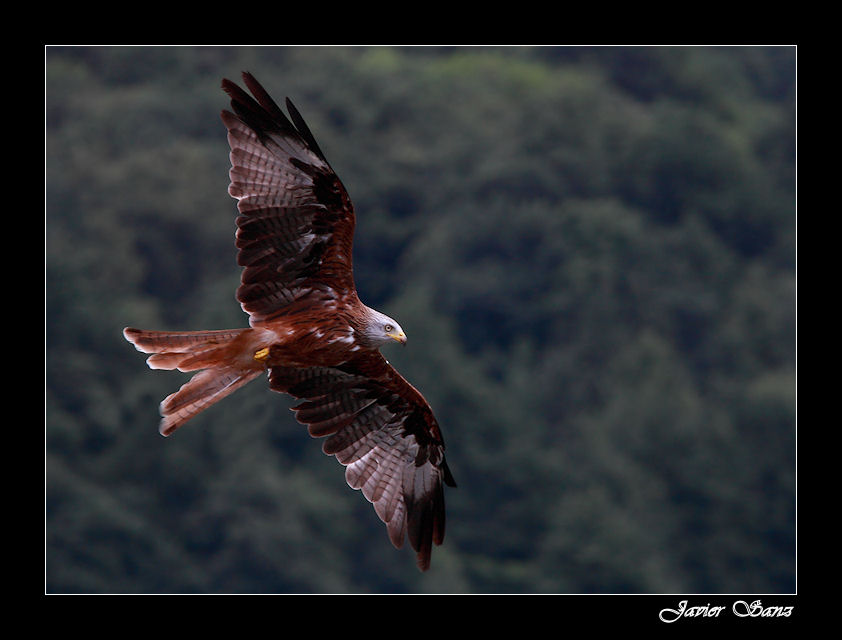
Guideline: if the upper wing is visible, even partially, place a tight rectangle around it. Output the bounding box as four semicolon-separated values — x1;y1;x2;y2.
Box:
269;351;456;571
221;72;357;324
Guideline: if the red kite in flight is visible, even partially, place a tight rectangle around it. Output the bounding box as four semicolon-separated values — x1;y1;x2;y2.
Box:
124;72;455;571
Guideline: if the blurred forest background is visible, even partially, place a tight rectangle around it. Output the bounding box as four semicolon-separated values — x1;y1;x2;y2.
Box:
45;45;796;594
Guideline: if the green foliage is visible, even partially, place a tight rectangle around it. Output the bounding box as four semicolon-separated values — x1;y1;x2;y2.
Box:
45;45;795;594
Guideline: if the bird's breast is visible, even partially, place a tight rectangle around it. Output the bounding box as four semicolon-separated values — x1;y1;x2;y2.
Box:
263;319;363;368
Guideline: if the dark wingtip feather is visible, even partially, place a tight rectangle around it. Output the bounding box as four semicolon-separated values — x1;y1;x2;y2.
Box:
285;96;328;162
221;76;249;105
242;72;287;124
221;73;291;142
442;458;457;488
412;505;436;572
417;549;432;572
221;72;328;163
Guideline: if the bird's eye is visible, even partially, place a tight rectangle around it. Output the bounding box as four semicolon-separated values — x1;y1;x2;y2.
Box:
384;324;394;333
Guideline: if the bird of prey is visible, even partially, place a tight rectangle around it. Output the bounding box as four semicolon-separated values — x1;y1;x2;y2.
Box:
124;72;455;571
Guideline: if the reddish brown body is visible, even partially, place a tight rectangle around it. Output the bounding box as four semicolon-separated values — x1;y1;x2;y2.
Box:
123;73;454;571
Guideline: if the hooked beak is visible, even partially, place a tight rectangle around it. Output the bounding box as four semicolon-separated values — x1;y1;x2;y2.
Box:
388;330;407;345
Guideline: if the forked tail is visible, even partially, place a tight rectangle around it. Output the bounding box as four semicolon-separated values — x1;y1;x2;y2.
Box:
123;327;263;436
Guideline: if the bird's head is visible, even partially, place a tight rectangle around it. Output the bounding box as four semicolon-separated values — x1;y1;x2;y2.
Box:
363;308;407;347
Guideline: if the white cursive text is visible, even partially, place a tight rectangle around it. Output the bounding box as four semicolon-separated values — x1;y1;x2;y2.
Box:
659;600;726;623
732;600;793;618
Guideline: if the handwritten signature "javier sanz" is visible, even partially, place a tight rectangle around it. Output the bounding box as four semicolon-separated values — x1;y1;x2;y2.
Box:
659;599;794;623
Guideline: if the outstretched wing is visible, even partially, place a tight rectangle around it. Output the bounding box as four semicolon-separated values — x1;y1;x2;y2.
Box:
269;352;456;571
221;72;357;324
